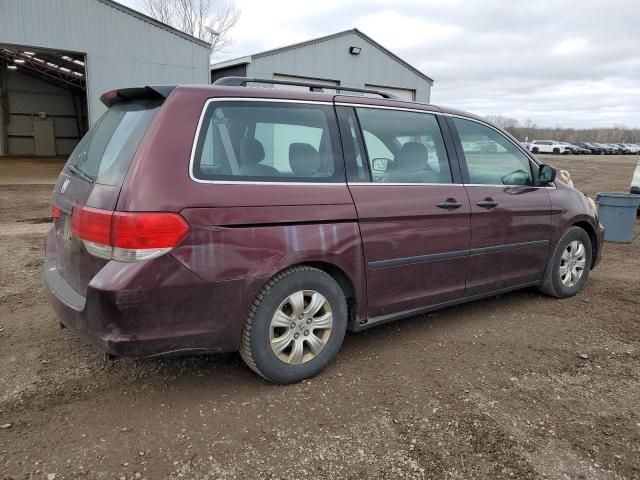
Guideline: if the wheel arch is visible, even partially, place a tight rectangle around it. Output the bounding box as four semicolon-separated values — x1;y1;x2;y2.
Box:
572;220;598;269
300;261;360;325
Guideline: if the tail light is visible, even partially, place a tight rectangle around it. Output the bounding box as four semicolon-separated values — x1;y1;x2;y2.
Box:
71;205;189;262
51;203;61;220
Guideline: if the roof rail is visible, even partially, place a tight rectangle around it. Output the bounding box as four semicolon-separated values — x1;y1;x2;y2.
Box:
213;76;398;99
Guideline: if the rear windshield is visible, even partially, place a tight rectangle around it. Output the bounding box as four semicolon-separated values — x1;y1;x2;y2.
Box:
65;99;162;186
192;101;344;183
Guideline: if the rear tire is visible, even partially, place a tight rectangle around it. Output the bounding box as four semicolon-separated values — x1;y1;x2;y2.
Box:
240;266;347;384
539;227;592;298
532;147;539;154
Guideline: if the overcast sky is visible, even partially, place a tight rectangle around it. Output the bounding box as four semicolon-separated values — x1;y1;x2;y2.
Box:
124;0;640;128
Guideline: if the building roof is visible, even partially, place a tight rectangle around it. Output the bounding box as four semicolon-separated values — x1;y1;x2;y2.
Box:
100;0;211;49
211;28;433;84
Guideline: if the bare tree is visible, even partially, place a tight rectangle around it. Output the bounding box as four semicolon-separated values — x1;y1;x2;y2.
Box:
138;0;240;54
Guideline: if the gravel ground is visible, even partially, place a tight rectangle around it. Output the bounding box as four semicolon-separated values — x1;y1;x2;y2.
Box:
0;154;639;480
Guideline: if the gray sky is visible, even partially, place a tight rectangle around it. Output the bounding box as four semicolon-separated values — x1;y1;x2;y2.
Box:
123;0;640;128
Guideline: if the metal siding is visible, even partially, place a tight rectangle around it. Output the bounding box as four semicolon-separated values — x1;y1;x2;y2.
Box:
0;0;210;125
4;70;81;156
248;32;431;103
211;64;247;82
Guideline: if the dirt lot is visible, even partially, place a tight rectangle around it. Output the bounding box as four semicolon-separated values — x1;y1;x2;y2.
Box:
1;155;639;480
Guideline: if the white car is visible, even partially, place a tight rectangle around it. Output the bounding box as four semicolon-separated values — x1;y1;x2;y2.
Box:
529;140;571;154
631;159;640;195
622;143;640;154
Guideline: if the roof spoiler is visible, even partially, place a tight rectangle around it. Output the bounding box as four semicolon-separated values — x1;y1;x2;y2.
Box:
213;76;398;99
100;85;176;107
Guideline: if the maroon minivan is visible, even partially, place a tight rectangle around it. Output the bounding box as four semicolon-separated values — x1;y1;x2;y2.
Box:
44;77;603;383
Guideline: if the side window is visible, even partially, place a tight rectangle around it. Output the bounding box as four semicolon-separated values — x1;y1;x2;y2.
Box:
356;108;452;184
192;101;343;182
453;118;533;186
363;130;393;161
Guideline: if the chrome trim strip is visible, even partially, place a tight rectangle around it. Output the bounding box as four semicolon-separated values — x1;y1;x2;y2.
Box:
464;183;555;189
349;182;464;187
349;182;553;189
334;102;439;115
188;97;338;185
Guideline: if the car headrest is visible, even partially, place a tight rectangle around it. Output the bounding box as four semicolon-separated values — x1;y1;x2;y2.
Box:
289;143;321;176
239;138;265;165
395;142;429;171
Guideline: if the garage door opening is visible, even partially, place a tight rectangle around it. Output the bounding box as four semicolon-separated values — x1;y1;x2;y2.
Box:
0;44;88;158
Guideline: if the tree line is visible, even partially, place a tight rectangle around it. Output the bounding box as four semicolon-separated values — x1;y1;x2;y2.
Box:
485;115;640;143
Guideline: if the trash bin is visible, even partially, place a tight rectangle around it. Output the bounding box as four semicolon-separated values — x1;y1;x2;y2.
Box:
595;192;640;243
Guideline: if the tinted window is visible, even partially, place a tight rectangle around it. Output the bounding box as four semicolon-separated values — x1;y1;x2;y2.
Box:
356;108;452;184
192;101;343;182
453;118;533;186
65;99;161;186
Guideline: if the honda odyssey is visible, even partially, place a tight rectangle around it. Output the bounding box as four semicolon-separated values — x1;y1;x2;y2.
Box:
44;77;604;383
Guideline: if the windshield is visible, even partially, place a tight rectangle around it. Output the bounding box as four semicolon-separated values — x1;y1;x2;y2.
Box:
65;99;162;185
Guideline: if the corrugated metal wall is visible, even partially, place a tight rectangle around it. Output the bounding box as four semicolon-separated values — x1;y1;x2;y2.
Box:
211;64;247;83
0;0;210;127
3;70;84;155
246;32;431;103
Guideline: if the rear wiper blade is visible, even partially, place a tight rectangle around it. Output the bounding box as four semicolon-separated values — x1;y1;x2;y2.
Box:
66;164;94;184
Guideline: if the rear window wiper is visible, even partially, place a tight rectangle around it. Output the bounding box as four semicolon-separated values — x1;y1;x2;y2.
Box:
66;164;95;184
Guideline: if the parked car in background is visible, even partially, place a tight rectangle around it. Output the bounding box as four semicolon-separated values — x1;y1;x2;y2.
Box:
602;143;622;154
529;140;572;154
613;144;632;154
43;78;604;383
592;143;617;155
559;142;588;155
616;143;640;154
573;142;604;155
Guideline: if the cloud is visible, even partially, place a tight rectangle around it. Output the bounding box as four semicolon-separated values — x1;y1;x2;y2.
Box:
120;0;640;128
552;38;589;56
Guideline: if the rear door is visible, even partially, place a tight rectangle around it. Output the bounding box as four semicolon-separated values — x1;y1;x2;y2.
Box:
337;105;471;319
448;116;552;295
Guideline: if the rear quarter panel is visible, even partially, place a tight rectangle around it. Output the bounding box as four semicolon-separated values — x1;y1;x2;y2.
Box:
173;204;366;320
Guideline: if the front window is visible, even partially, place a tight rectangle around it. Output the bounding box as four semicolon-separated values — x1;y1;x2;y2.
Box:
192;101;343;182
453;118;533;186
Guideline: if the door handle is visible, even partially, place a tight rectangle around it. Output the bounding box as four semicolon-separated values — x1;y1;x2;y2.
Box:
437;198;462;210
476;198;498;209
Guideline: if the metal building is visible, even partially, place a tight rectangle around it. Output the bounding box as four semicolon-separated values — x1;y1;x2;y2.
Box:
211;29;433;103
0;0;210;157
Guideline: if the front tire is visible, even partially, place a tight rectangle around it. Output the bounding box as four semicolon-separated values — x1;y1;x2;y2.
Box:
539;227;592;298
240;266;347;384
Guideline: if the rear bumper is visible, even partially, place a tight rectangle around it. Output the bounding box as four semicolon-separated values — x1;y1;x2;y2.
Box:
43;229;265;357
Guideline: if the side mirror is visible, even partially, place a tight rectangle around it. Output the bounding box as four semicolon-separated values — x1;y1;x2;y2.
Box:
538;164;556;185
372;158;390;172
